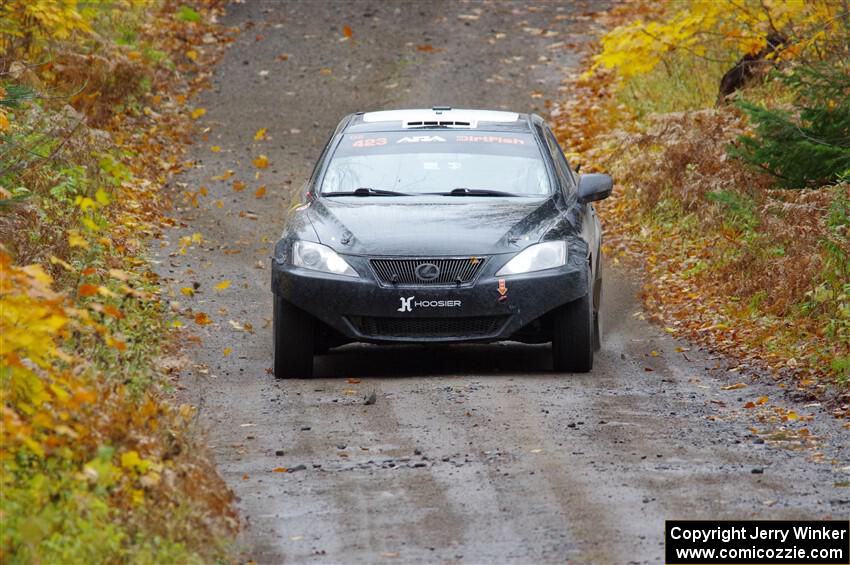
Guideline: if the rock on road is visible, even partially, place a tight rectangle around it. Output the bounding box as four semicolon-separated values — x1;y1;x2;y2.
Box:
157;1;849;563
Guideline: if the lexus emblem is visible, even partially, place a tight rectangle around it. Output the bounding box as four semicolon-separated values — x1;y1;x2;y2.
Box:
415;262;440;281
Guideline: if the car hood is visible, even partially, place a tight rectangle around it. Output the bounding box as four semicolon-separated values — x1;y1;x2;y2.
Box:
306;196;563;256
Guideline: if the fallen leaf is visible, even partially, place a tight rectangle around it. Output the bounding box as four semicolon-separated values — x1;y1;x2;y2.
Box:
108;269;129;281
721;383;747;390
254;185;267;198
49;255;73;271
215;280;231;291
194;312;213;325
223;347;232;357
103;305;123;319
254;128;268;141
343;25;353;38
253;155;269;169
191;108;206;120
272;467;288;473
212;169;234;181
347;378;361;384
232;181;247;192
211;145;221;152
69;231;89;249
78;284;98;297
180;287;195;297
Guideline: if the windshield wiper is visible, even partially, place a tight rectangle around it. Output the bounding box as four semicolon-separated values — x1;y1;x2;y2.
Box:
323;187;410;197
439;187;519;197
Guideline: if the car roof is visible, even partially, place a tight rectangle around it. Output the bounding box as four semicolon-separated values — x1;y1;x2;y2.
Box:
344;107;535;133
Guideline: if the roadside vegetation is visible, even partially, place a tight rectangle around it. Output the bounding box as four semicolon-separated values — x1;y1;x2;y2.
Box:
0;1;238;562
553;0;849;411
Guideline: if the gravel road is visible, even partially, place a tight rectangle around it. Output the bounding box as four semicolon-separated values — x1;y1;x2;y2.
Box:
156;1;849;563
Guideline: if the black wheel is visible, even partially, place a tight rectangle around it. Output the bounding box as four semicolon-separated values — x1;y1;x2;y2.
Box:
592;276;602;351
273;294;314;378
552;270;594;373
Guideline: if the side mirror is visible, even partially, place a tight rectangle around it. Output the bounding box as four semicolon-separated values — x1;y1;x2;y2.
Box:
577;173;613;204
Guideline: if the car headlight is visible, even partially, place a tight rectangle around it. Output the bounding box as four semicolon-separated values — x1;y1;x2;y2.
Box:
496;241;567;276
292;241;359;277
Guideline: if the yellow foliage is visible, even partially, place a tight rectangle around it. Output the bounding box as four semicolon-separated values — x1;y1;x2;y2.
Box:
591;0;845;85
0;0;93;55
0;253;67;372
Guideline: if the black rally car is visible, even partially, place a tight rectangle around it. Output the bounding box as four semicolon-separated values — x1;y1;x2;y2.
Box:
271;108;613;377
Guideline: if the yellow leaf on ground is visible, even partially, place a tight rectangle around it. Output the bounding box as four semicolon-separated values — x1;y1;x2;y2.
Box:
211;145;221;152
254;128;268;141
191;108;206;119
50;255;73;271
212;170;234;181
223;347;232;357
254;185;266;198
232;181;246;192
95;188;110;205
121;450;142;470
215;280;231;291
68;231;89;249
253;155;269;169
180;287;195;296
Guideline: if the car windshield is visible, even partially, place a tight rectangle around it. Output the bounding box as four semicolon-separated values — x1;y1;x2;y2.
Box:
320;131;551;196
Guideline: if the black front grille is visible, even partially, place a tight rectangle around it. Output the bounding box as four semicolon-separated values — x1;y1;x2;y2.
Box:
370;257;486;286
350;316;507;338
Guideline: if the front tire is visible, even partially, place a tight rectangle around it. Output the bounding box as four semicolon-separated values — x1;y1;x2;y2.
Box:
552;271;594;373
273;294;314;378
592;276;602;351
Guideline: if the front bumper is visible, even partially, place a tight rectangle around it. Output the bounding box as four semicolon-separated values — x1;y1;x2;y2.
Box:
271;252;588;344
